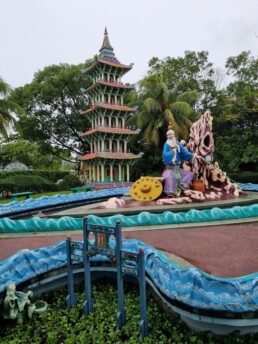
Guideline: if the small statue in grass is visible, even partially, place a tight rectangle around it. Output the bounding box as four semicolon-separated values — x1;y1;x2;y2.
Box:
3;282;48;324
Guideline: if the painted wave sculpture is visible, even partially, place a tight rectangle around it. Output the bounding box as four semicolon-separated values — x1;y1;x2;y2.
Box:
0;187;130;217
0;204;258;233
0;183;257;218
0;239;258;314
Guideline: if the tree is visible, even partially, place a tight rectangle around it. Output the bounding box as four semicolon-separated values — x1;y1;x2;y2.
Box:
128;74;199;177
0;78;23;139
147;51;221;113
0;139;70;170
10;62;93;161
214;51;258;173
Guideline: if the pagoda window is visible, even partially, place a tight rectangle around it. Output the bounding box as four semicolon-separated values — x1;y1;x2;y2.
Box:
110;76;113;82
120;141;124;153
118;118;123;128
105;140;110;152
104;116;109;127
111;117;116;128
112;140;117;152
104;74;108;82
110;95;115;104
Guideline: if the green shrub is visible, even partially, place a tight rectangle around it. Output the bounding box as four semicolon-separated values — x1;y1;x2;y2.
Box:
58;174;83;190
229;171;258;184
0;170;70;182
0;175;59;193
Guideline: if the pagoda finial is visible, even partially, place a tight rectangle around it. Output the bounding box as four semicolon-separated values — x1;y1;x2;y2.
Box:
99;27;114;53
98;27;117;62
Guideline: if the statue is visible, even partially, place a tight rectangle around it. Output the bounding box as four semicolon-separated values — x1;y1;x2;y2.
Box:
3;282;48;324
162;124;205;197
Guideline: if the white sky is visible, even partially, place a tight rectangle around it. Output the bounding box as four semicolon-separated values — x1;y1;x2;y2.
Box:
1;0;257;89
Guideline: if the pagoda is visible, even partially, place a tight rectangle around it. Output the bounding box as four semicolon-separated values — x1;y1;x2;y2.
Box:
79;28;140;183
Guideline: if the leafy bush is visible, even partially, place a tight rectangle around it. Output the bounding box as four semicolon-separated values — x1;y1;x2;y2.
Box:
57;174;83;190
0;175;59;193
1;282;258;344
229;171;258;184
0;170;70;183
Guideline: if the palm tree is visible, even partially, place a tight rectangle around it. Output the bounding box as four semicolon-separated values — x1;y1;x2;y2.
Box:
127;74;199;178
0;78;22;139
130;74;199;148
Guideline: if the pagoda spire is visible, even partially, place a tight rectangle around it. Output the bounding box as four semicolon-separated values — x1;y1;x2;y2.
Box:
99;27;116;61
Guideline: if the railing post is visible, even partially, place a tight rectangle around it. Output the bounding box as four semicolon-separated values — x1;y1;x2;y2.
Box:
83;216;94;315
66;236;77;309
138;248;148;339
115;220;126;329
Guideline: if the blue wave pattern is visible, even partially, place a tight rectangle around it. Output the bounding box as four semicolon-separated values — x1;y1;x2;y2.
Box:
0;239;258;313
238;183;258;191
0;183;256;218
0;188;130;217
0;204;258;233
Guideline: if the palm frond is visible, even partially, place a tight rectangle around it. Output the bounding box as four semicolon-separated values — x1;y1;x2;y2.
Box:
170;102;193;116
137;110;153;129
142;98;161;114
176;91;199;105
142;122;155;144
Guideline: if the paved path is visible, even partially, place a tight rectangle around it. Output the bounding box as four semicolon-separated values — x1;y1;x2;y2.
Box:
1;221;258;278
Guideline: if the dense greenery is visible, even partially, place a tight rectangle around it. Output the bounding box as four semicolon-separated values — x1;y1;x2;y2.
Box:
1;282;257;344
0;170;81;194
0;139;72;170
10;63;93;161
0;78;23;139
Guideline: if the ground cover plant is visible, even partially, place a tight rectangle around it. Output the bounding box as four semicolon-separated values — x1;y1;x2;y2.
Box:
0;282;257;344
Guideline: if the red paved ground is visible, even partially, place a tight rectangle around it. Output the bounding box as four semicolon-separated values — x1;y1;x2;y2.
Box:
1;222;258;278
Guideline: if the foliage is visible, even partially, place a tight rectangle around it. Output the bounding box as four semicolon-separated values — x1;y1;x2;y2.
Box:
0;140;71;170
128;73;199;178
1;282;258;344
0;175;58;193
228;171;258;184
225;51;258;98
10;62;93;161
0;170;70;182
213;52;258;173
0;78;24;139
147;51;221;114
57;173;83;190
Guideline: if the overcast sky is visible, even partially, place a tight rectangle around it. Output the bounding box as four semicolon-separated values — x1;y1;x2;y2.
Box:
1;0;257;89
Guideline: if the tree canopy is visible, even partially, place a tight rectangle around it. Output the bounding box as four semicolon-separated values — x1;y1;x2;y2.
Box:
0;78;23;139
10;62;92;161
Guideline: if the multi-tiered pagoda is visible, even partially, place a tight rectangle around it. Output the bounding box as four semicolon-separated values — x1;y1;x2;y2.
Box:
79;28;140;184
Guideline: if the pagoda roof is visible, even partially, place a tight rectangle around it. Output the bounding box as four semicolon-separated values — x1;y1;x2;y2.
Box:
78;152;141;161
81;103;136;115
85;59;132;73
80;127;138;137
85;81;133;93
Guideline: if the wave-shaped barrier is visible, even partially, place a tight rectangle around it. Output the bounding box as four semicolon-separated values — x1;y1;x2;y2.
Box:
0;203;258;233
1;239;258;314
238;183;258;192
0;187;130;217
0;183;257;218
